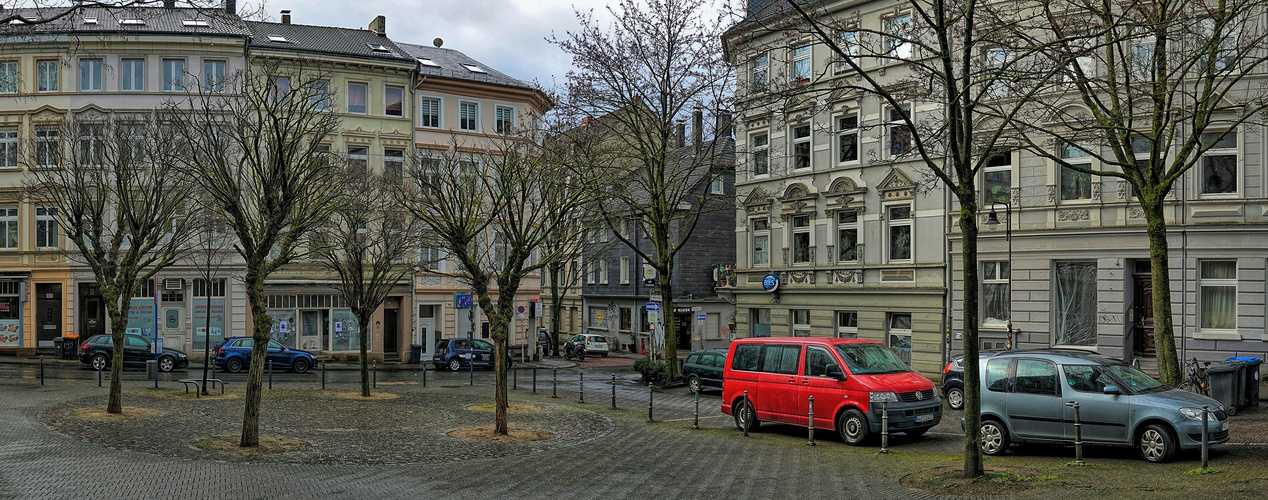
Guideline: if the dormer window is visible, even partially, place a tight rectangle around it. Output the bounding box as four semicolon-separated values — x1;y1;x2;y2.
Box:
182;19;209;27
462;64;486;74
267;34;290;43
367;43;392;53
418;58;440;68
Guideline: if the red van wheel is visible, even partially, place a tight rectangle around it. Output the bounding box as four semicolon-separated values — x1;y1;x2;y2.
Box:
837;409;871;446
733;398;761;431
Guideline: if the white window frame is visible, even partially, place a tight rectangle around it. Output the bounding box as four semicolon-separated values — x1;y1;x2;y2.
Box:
791;309;811;336
1059;141;1095;202
0;206;17;249
836;311;858;338
0;129;17;168
1199;130;1238;196
981;261;1010;329
348;146;368;172
35;206;58;249
80;59;102;92
1130;41;1154;83
836;112;859;165
1199;260;1237;333
982;151;1012;206
310;80;331;110
162;59;185;91
836;210;859;263
121;59;144;92
790;214;812;265
1199;18;1237;73
0;61;18;94
885;204;913;263
752;54;768;92
203;60;226;93
790;124;811;171
887;104;913;158
599;258;609;285
887;312;913;364
835;29;859;73
751;132;769;177
384;148;404;177
37;60;58;93
886;14;913;60
709;176;724;195
791;43;811;83
419;96;442;128
385;85;404;117
620;256;630;284
34;127;59;167
495;105;514;134
984;47;1010;97
752;218;769;267
347;82;368;114
459;101;479;131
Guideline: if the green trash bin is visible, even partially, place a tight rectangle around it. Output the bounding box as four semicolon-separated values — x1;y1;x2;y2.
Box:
1206;362;1242;415
1228;357;1262;407
409;344;423;364
52;337;65;360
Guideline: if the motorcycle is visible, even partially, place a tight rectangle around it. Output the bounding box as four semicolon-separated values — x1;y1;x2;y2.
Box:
563;342;587;362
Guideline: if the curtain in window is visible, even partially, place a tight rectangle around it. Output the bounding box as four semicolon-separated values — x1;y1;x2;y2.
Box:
1054;262;1097;346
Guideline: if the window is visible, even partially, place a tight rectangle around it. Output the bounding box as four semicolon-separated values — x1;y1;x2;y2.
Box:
37;60;58;92
273;77;290;101
80;59;102;91
348;146;368;171
183;19;210;27
589;306;604;328
984;47;1010;96
791;44;811;83
459;101;478;131
619;256;630;284
1130;42;1154;82
749;308;772;337
791;215;811;264
837;113;858;164
709;177;724;194
1199;18;1236;73
752;54;768;92
347;83;368;114
35;206;57;248
204;60;226;93
1200;261;1236;330
0;207;16;248
751;133;769;176
887;205;912;261
732;343;761;371
985;358;1010;392
836;311;858;338
752;218;769;266
1060;141;1094;201
836;210;858;262
886;14;912;59
417;57;440;68
790;124;810;170
805;347;834;376
310;80;330;110
420;97;441;128
598;258;609;285
1064;365;1108;393
384;149;404;177
462;64;486;73
1201;131;1237;195
887;105;913;157
982;151;1011;205
762;344;802;374
77;124;104;165
1054;261;1097;346
34;127;59;167
0;62;16;94
495;106;514;134
887;313;912;365
791;309;811;336
267;34;289;43
0;129;16;168
121;59;144;91
193;278;226;297
385;86;403;116
162;59;185;91
1015;359;1059;396
835;29;859;72
982;261;1010;328
418;246;443;271
620;307;632;331
1065;48;1095;85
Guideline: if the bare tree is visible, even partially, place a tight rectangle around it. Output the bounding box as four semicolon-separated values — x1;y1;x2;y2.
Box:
1004;0;1268;385
182;195;237;395
24;114;196;414
316;164;419;397
166;63;342;447
401;130;595;435
552;0;733;378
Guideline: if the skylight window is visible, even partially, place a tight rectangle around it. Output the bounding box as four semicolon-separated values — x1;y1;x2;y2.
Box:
120;19;146;26
462;64;486;74
83;17;98;25
418;58;440;68
367;43;392;53
267;34;290;43
183;19;210;27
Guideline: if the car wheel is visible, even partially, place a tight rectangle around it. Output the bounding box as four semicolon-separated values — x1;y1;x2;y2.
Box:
448;358;462;372
1138;424;1177;463
158;356;176;372
837;408;871;446
733;398;761;431
946;386;964;411
980;419;1011;456
225;357;244;373
687;375;702;394
90;354;108;371
292;358;311;374
905;427;930;437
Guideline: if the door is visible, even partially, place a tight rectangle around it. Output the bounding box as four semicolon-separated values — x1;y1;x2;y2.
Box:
124;335;150;365
472;339;495;366
1131;270;1155;358
417;304;438;359
35;283;61;346
757;343;803;424
1006;359;1067;440
1060;364;1132;444
799;346;847;429
299;310;322;351
265;339;288;368
383;308;399;354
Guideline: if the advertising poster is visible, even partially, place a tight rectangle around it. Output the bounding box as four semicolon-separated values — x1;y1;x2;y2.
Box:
125;298;156;336
192;298;227;349
0;297;20;347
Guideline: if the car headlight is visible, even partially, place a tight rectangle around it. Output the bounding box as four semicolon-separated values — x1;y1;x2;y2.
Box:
869;392;899;403
1179;407;1219;421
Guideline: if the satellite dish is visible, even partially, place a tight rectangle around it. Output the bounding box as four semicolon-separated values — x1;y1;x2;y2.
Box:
433;38;443;48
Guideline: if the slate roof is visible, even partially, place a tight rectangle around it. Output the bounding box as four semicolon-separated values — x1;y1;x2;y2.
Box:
244;21;414;65
1;6;250;37
397;42;535;91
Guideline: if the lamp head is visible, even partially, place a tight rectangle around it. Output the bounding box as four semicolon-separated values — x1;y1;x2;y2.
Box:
986;209;1000;225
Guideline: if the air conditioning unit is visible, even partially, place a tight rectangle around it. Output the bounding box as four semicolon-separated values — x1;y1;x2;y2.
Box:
164;278;185;290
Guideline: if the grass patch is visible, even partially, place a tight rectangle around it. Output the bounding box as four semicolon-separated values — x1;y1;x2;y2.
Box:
902;466;1057;496
332;391;400;400
1187;467;1219;475
447;425;554;443
70;407;159;420
466;403;544;413
195;435;310;455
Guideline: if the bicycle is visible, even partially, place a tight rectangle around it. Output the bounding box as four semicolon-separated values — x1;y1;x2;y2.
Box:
1177;357;1210;396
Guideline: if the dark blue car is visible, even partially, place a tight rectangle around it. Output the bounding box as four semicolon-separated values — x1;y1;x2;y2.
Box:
214;337;315;373
433;338;512;371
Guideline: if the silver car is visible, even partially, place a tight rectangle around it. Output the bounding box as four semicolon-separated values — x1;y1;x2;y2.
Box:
975;349;1229;462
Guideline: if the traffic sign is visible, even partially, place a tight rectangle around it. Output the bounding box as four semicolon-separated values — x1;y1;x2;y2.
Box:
646;302;659;311
455;293;473;308
696;313;706;321
517;305;525;314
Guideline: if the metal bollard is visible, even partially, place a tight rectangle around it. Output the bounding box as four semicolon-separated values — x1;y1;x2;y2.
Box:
268;360;273;390
1066;401;1084;464
513;366;518;390
1201;405;1210;469
552;368;558;398
880;401;890;453
694;392;700;429
422;365;427;387
532;367;538;394
742;390;750;437
807;396;816;446
648;383;655;422
579;368;585;404
40;355;45;386
321;361;326;390
98;364;103;387
373;361;377;389
611;374;617;409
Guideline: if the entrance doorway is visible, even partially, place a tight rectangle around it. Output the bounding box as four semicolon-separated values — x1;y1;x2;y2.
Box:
417;304;437;359
36;284;62;346
79;283;105;340
383;308;399;354
1131;261;1156;358
299;309;328;351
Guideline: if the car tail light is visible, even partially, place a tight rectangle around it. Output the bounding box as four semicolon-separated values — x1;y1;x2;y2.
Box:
82;343;90;351
217;348;226;355
942;361;954;374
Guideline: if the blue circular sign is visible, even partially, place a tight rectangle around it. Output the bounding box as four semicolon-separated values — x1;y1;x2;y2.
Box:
762;273;780;292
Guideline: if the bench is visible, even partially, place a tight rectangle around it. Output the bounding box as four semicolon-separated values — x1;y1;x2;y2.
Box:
177;378;225;397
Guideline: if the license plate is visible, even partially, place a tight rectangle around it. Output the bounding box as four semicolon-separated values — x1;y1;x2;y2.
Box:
1221;421;1228;432
916;414;934;423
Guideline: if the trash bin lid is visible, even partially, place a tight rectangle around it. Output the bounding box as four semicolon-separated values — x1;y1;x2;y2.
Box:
1206;362;1239;373
1227;357;1262;363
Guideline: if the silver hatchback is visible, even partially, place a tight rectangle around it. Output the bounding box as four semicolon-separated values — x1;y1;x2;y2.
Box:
975;349;1229;462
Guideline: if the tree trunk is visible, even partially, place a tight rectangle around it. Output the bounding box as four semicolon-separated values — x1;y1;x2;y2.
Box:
549;264;563;356
660;275;677;380
201;287;213;396
104;291;126;414
494;318;509;435
239;265;269;448
958;189;984;479
1143;198;1182;385
359;311;372;397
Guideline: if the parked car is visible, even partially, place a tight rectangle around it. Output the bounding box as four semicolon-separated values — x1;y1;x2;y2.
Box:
565;334;610;357
941;350;1004;410
974;349;1230;462
214;337;316;373
682;348;727;393
721;337;941;446
433;338;512;371
537;330;554;356
79;334;189;372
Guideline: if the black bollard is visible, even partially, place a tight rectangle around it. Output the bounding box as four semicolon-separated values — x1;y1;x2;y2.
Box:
693;392;700;429
321;361;326;390
268;360;273;390
373;361;377;389
611;374;617;409
1201;405;1210;469
579;368;585;404
648;383;654;422
98;364;103;387
40;355;45;386
532;367;537;394
742;390;750;437
423;365;427;387
513;366;518;390
1066;401;1084;464
552;368;558;398
880;401;890;454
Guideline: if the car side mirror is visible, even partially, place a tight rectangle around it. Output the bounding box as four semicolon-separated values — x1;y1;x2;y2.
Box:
826;363;847;381
1102;385;1121;395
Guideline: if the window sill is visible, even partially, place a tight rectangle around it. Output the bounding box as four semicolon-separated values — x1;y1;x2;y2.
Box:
1193;330;1242;341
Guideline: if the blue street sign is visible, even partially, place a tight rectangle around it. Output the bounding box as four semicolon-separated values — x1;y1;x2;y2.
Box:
455;293;473;308
696;313;706;321
646;302;660;311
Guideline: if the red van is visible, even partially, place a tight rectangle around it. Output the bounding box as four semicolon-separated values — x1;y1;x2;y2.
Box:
721;337;941;445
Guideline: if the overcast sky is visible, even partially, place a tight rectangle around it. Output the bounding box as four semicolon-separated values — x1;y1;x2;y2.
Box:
256;0;616;91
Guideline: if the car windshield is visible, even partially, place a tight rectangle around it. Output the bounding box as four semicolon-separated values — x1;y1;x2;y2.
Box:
834;344;911;375
1102;363;1166;393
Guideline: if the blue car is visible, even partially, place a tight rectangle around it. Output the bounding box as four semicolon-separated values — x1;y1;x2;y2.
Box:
433;338;512;371
214;337;316;373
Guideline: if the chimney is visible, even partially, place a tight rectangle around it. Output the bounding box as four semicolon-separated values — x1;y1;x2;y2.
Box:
225;0;236;15
281;10;291;24
715;111;732;140
163;0;175;8
369;15;386;35
675;120;686;148
692;107;703;151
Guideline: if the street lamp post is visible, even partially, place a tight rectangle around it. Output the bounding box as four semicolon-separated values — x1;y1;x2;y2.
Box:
985;202;1018;349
